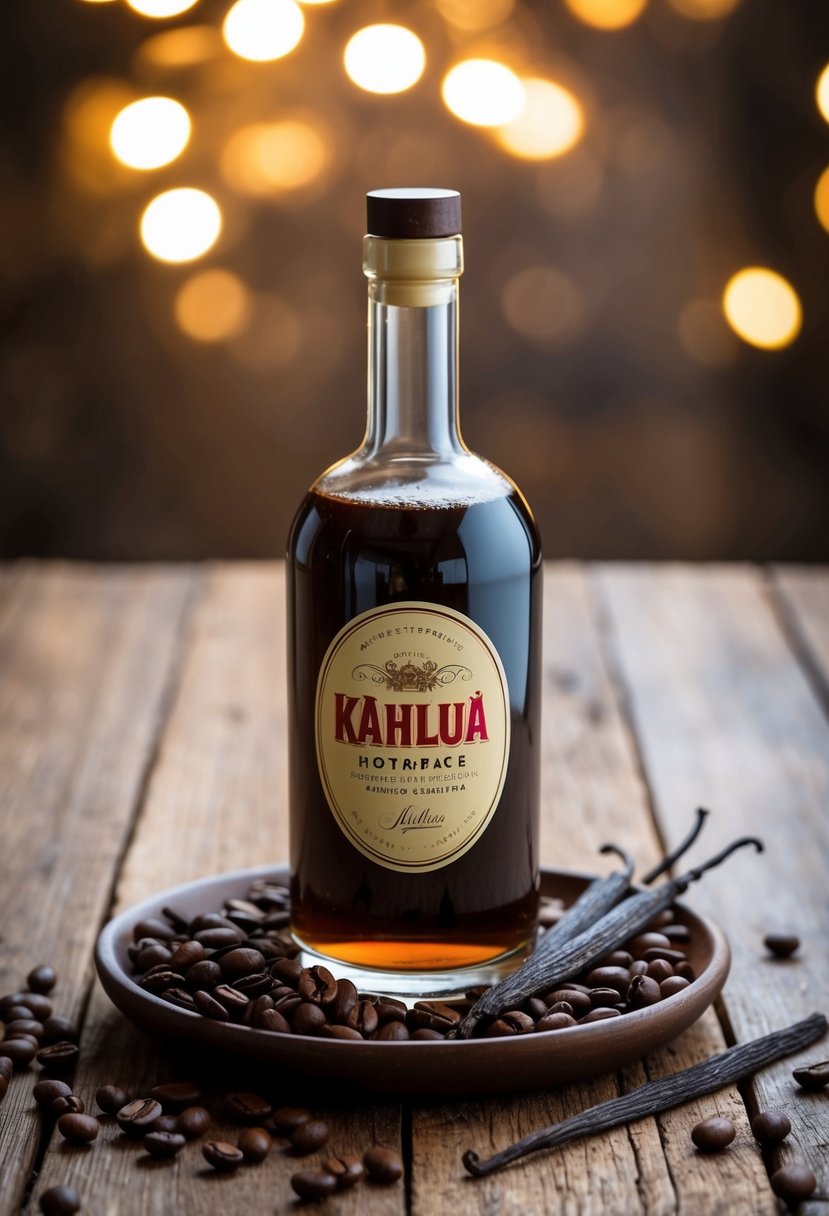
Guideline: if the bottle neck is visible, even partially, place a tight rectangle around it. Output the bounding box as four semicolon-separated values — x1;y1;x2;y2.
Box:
362;235;465;464
366;285;463;461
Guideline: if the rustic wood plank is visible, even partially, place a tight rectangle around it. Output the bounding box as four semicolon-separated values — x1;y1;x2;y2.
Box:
773;566;829;705
597;564;829;1213
0;564;195;1214
32;565;404;1216
410;566;775;1216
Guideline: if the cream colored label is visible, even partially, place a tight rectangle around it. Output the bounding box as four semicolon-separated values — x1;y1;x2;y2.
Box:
315;602;510;873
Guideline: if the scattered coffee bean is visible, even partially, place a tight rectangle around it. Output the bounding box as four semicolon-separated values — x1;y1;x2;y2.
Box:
238;1126;272;1163
750;1109;791;1146
225;1092;273;1125
40;1018;79;1046
150;1114;179;1134
323;1155;365;1189
792;1059;829;1091
39;1185;81;1216
764;933;800;959
1;1038;37;1067
150;1081;203;1111
33;1079;73;1108
52;1095;85;1117
4;1004;36;1022
202;1140;245;1172
271;1106;313;1135
117;1098;163;1136
6;1019;44;1040
290;1119;330;1154
0;993;29;1017
691;1116;736;1151
144;1130;187;1158
177;1105;211;1138
291;1168;337;1201
363;1145;403;1184
95;1085;129;1114
57;1112;99;1145
20;994;53;1020
770;1164;817;1202
36;1042;79;1075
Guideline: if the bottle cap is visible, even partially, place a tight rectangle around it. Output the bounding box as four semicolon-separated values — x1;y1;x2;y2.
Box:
366;188;462;239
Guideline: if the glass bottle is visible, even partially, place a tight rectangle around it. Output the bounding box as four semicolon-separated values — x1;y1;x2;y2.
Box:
286;188;542;997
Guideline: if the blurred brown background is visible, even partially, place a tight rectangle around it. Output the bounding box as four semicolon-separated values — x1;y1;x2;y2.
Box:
1;0;827;561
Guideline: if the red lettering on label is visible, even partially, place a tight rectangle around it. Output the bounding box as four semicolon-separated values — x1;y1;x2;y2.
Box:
334;693;360;743
333;693;490;747
465;692;489;743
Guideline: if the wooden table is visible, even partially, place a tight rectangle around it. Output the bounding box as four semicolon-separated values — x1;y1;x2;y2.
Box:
1;563;827;1215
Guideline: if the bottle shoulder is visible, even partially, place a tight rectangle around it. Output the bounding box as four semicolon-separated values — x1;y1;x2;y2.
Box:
312;448;519;511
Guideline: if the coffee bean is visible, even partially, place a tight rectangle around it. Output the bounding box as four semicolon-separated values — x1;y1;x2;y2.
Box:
257;1008;292;1034
411;1028;444;1040
662;924;691;943
297;966;337;1006
169;941;206;971
691;1117;736;1151
582;1008;621;1023
406;1002;457;1035
546;989;591;1017
1;1038;37;1066
160;988;197;1012
39;1185;81;1216
347;1001;379;1037
293;1002;328;1036
645;959;674;984
764;933;800;959
792;1059;829;1090
134;917;178;942
117;1098;163;1136
675;962;696;982
218;948;267;981
290;1119;330;1154
193;990;230;1020
190;911;240;935
177;1105;211;1138
323;1154;365;1189
488;1010;535;1036
144;1130;187;1158
627;932;672;956
57;1112;99;1144
375;1021;410;1041
535;1012;577;1032
627;975;662;1009
202;1140;245;1172
0;993;29;1017
770;1164;817;1202
194;927;244;950
95;1085;128;1115
658;976;690;999
320;1024;364;1040
329;979;358;1023
375;997;407;1024
232;972;275;998
225;1092;273;1125
750;1109;791;1146
20;993;53;1020
212;985;249;1017
646;909;675;929
33;1079;73;1107
272;990;302;1018
291;1169;337;1201
585;967;631;995
150;1114;179;1133
628;960;648;977
524;997;548;1020
4;1004;35;1023
52;1095;85;1117
7;1019;44;1040
271;1106;313;1135
363;1145;403;1184
589;987;623;1009
137;943;173;971
238;1126;272;1163
185;960;222;991
0;1057;12;1082
140;969;185;996
150;1081;203;1112
641;947;687;965
40;1017;79;1045
270;958;304;986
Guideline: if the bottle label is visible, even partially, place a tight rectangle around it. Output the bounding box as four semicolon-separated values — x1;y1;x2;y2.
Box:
315;601;510;874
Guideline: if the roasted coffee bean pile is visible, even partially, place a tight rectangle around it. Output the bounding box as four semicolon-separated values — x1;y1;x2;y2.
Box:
0;965;79;1090
127;886;703;1039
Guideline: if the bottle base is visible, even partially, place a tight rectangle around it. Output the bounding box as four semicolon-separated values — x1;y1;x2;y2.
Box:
292;935;532;1003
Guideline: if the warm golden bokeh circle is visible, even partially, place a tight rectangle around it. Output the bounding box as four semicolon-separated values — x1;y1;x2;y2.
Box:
563;0;649;31
175;270;251;342
140;188;222;263
223;0;305;63
722;268;802;350
343;25;426;95
110;97;191;170
442;60;525;127
495;78;584;160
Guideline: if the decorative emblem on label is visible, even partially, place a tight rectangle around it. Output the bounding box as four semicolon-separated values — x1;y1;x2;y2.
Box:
315;602;510;873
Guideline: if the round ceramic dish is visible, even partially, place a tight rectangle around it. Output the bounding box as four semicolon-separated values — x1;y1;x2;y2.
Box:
94;865;729;1097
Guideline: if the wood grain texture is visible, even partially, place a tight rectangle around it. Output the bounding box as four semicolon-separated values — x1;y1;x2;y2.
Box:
597;564;829;1213
32;565;404;1216
0;563;194;1213
773;567;829;704
410;566;773;1216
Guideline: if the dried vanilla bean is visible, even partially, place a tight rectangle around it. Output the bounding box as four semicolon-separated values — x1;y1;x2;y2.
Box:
536;844;634;954
462;1012;827;1177
641;807;710;885
454;836;763;1039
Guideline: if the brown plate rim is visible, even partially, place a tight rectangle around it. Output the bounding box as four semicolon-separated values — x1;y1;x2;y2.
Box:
94;865;730;1096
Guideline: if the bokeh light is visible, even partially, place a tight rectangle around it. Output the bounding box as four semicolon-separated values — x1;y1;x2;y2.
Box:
678;299;737;366
442;60;525;127
223;0;305;63
110;97;191;170
343;25;426;95
722;267;802;350
140;188;222;263
126;0;200;16
563;0;648;30
77;0;118;5
502;266;587;344
815;166;829;234
221;120;330;196
175;270;251;342
434;0;516;31
667;0;741;19
817;65;829;125
137;26;222;68
495;78;584;160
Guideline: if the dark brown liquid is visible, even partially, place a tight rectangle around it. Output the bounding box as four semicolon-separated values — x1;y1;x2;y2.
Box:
286;486;542;972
